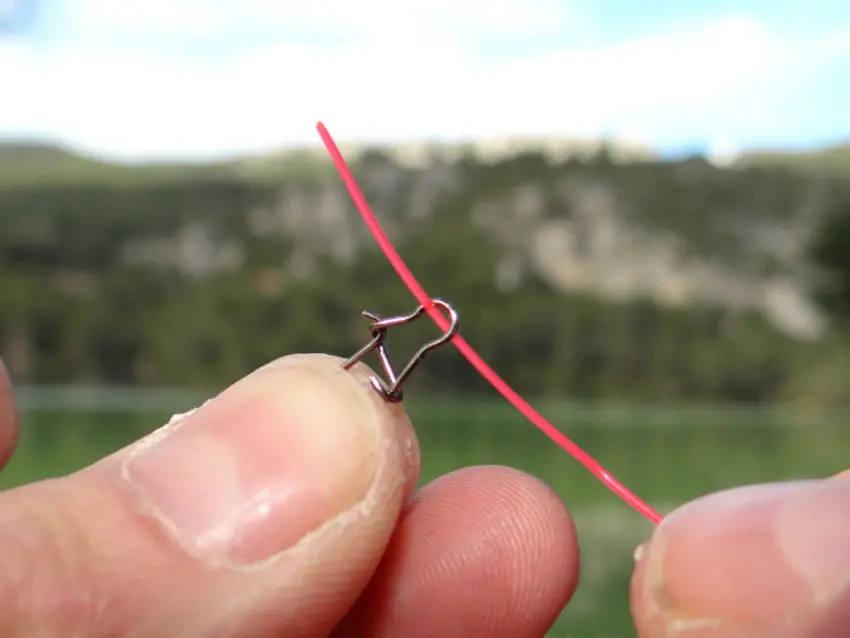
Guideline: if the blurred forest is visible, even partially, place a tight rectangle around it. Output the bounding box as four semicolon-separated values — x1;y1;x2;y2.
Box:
2;141;850;407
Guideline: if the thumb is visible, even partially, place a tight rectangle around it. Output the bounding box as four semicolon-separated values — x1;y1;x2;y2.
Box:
0;358;20;468
0;353;420;638
630;472;850;638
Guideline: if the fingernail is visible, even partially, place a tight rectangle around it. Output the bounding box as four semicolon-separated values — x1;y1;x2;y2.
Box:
0;357;16;409
642;477;850;631
122;361;381;567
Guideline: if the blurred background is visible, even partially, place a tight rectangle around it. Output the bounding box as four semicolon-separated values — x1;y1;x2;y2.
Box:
2;0;850;635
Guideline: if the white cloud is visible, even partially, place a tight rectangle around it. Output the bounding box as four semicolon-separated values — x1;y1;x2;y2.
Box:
1;2;848;160
64;0;575;43
68;0;229;34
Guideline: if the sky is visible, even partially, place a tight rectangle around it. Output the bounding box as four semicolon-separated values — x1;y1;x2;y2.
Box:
1;0;849;162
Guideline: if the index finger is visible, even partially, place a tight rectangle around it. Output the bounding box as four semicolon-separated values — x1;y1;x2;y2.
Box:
0;359;19;468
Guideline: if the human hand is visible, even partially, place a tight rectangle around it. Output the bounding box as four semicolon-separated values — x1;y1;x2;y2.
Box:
1;355;848;637
0;355;578;637
631;469;850;637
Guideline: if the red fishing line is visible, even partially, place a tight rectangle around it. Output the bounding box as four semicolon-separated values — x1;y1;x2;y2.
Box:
316;121;663;526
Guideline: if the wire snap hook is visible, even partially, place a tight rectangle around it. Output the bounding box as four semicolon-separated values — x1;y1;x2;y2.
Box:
342;298;459;402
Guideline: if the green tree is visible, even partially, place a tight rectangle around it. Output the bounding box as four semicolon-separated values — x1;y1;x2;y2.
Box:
809;201;850;326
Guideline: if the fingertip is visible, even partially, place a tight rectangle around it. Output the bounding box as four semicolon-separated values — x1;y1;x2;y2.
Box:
631;477;850;637
0;359;20;468
288;353;422;500
335;465;579;637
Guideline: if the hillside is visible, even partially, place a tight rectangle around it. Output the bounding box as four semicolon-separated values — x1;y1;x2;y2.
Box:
738;142;850;178
0;141;233;186
1;137;850;402
1;136;849;185
0;137;654;186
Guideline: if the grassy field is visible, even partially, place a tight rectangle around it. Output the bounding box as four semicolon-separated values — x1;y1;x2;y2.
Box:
2;391;848;637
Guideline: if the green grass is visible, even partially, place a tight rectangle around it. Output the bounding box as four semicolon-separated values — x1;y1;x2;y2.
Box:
2;395;848;637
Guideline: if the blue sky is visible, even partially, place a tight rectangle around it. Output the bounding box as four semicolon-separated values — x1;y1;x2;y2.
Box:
1;0;849;161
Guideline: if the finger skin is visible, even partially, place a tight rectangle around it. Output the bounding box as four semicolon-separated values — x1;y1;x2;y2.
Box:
0;354;420;638
631;473;850;638
332;465;580;638
0;359;20;468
